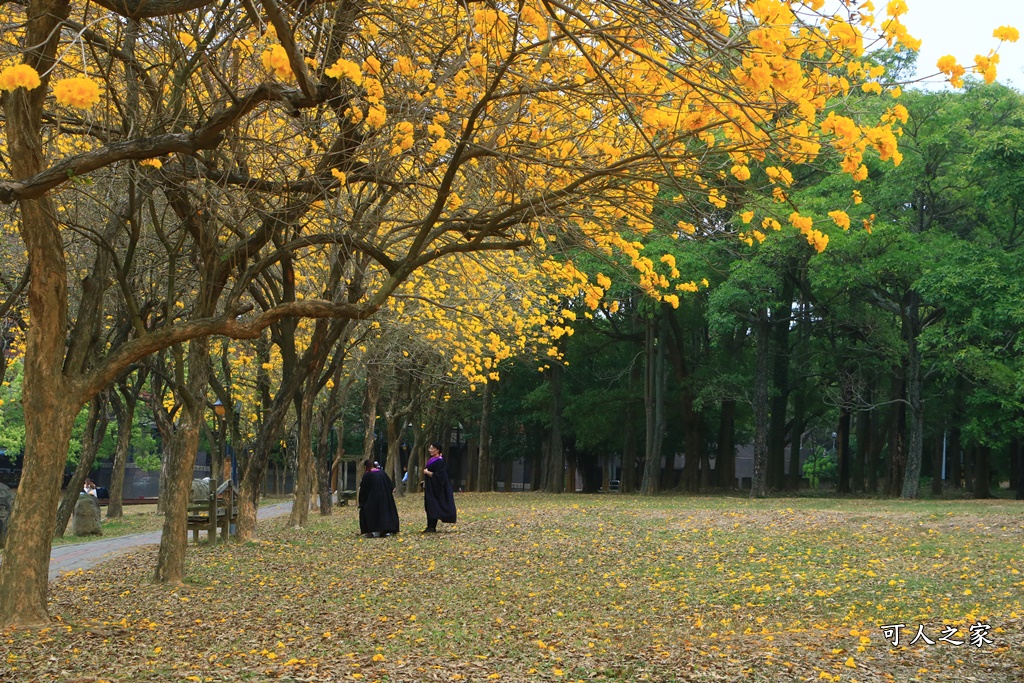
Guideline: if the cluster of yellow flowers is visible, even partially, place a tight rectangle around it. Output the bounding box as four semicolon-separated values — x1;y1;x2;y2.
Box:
0;63;40;91
0;63;101;109
261;45;294;80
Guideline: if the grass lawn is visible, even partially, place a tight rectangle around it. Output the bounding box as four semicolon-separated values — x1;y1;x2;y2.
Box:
50;504;165;546
4;493;1022;682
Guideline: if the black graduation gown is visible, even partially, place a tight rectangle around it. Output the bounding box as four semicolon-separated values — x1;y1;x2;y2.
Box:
424;457;457;523
358;470;400;535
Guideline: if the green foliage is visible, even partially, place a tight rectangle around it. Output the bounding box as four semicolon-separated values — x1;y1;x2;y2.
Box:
0;361;25;461
802;446;838;489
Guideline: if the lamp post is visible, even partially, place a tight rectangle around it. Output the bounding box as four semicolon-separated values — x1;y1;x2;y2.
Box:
210;399;227;546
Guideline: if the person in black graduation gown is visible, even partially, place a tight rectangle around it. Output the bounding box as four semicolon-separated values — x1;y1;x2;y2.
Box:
421;442;457;532
358;460;400;537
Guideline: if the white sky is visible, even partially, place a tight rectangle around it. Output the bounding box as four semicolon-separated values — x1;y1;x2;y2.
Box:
899;0;1024;89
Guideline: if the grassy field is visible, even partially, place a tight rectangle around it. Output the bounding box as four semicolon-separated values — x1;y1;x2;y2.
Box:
4;493;1023;682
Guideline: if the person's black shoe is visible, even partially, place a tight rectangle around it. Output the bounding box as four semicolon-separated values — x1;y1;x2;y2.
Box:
421;527;437;533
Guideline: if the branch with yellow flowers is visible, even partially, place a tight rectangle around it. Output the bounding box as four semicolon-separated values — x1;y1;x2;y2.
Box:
0;82;322;204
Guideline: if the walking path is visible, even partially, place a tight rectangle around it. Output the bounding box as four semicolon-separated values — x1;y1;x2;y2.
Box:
48;501;293;580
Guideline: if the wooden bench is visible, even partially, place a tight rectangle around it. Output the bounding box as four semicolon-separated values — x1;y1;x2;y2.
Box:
187;479;238;543
337;489;356;506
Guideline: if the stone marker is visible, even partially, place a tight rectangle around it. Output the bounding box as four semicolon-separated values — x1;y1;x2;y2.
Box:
0;482;14;546
72;493;103;536
191;478;210;503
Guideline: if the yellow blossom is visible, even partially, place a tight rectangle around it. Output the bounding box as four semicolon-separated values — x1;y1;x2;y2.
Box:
365;104;387;129
828;210;851;230
262;45;294;80
53;77;101;108
993;26;1019;42
325;58;363;85
731;164;751;181
0;64;41;91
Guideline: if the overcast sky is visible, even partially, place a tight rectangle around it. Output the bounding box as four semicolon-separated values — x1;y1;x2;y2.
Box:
897;0;1023;89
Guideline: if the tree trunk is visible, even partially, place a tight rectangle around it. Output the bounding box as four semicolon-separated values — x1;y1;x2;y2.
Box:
641;316;665;495
478;381;493;492
289;383;316;528
767;283;794;491
788;389;806;491
662;303;702;492
963;444;976;493
887;372;907;497
867;404;890;495
504;457;515;493
973;445;991;499
853;401;870;494
55;393;111;536
546;364;565;493
750;313;771;498
0;0;77;627
901;321;925;499
949;426;963;490
315;409;333;515
716;398;737;489
532;438;545;492
1011;437;1024;501
836;402;852;495
362;376;381;465
620;359;641;494
931;434;944;496
107;383;140;519
385;412;405;496
154;339;211;583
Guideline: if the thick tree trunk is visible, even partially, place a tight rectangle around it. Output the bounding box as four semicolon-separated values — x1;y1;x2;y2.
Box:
0;0;78;626
0;398;76;626
750;313;771;498
153;339;210;584
55;394;111;536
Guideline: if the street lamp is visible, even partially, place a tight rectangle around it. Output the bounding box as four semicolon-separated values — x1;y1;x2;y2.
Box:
210;399;227;546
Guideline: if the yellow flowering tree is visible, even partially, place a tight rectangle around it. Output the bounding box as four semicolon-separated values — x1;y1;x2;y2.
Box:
0;0;999;627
